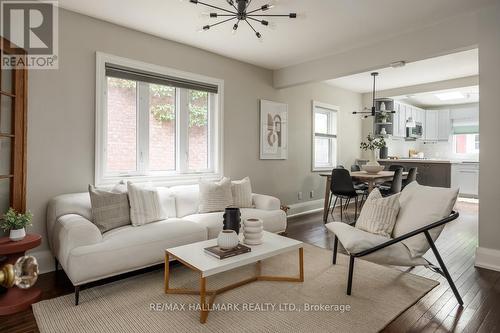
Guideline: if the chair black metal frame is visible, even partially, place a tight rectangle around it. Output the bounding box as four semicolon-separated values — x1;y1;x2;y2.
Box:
331;211;463;306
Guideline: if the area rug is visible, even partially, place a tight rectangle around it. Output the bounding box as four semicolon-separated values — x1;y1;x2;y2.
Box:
33;244;438;333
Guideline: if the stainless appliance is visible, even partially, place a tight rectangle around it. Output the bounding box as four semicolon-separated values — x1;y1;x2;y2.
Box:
406;122;422;139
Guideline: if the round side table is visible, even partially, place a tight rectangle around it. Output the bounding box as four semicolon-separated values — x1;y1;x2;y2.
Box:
0;233;42;315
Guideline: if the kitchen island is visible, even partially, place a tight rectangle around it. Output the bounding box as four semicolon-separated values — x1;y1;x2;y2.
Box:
378;159;452;188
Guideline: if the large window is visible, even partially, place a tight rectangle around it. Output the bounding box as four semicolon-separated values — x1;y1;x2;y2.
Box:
453;134;479;155
312;102;338;171
96;53;223;185
451;118;479;156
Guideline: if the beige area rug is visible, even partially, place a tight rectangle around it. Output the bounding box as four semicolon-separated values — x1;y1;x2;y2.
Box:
33;244;438;333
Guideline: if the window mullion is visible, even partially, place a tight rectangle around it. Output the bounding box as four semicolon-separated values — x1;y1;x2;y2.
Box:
178;89;189;173
137;82;150;175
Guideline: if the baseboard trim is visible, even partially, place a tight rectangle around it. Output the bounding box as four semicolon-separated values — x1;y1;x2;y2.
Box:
27;249;54;274
475;246;500;272
287;199;325;218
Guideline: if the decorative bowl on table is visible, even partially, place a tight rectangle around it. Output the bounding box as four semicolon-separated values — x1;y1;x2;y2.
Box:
361;165;385;174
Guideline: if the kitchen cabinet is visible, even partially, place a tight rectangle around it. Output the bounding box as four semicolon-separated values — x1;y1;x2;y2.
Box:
425;110;439;141
438;109;451;141
451;163;479;197
392;102;407;138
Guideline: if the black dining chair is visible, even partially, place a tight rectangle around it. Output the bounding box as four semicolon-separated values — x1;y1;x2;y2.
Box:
388;164;404;171
379;167;403;196
327;168;359;222
350;164;368;208
379;164;405;188
403;167;417;188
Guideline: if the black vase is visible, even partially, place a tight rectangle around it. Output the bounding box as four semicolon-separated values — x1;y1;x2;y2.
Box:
379;146;388;159
223;207;241;234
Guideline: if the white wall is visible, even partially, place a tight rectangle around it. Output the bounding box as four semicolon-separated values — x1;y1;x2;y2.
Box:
25;9;362;258
476;1;500;271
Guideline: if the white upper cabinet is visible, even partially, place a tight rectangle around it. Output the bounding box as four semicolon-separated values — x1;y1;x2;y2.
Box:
425;110;439;141
392;102;407;138
437;109;451;141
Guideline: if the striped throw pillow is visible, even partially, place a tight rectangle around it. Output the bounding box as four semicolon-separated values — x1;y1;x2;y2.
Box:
231;177;253;208
355;189;400;237
127;182;165;226
198;177;233;213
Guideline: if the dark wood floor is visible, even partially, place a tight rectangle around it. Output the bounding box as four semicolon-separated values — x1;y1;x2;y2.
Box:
2;200;499;333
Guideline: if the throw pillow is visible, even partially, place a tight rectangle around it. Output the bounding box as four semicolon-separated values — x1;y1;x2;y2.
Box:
88;185;131;233
198;177;233;213
157;187;177;218
355;188;401;238
231;177;253;208
392;181;459;258
127;182;165;226
112;180;128;194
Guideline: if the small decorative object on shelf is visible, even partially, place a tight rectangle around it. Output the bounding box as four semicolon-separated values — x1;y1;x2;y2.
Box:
217;230;239;250
223;207;241;234
1;208;33;242
380;127;387;136
0;255;39;290
380;102;386;111
243;218;263;245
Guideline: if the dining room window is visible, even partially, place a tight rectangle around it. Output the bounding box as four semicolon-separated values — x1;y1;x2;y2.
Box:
312;102;338;171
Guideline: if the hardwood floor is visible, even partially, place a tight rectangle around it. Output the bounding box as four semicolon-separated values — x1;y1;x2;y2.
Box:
1;200;499;333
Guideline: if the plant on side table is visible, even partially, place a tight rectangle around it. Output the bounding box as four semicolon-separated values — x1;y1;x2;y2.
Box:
1;208;33;242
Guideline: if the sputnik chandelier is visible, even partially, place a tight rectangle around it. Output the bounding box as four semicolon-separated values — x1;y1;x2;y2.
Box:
189;0;297;39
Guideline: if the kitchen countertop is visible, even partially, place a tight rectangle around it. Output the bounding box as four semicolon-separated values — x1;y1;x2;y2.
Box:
378;159;452;164
378;159;479;164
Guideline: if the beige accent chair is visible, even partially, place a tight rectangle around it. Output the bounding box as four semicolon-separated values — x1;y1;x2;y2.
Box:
325;182;463;305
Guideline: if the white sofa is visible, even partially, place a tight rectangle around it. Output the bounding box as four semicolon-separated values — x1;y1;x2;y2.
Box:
46;184;286;297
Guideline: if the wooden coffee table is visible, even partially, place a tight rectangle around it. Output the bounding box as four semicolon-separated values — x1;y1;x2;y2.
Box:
164;231;304;323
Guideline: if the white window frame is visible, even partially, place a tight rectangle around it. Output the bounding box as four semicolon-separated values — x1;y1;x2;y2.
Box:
95;52;224;186
312;101;339;172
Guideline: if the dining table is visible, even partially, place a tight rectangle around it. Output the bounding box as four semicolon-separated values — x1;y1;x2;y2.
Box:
319;170;409;223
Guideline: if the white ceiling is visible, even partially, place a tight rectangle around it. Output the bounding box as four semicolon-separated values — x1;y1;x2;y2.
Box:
394;86;479;108
56;0;493;70
325;49;479;93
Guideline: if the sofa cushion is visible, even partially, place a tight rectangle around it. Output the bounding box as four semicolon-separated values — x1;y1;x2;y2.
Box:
169;185;199;217
157;188;177;218
231;177;253;208
184;208;286;239
326;222;428;266
198;177;233;213
65;219;207;285
88;185;131;233
392;182;459;258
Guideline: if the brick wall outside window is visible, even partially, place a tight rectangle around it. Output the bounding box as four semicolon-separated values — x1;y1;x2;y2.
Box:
106;85;208;173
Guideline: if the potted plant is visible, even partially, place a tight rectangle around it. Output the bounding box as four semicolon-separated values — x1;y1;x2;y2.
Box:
1;208;33;242
379;111;389;123
360;134;386;167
